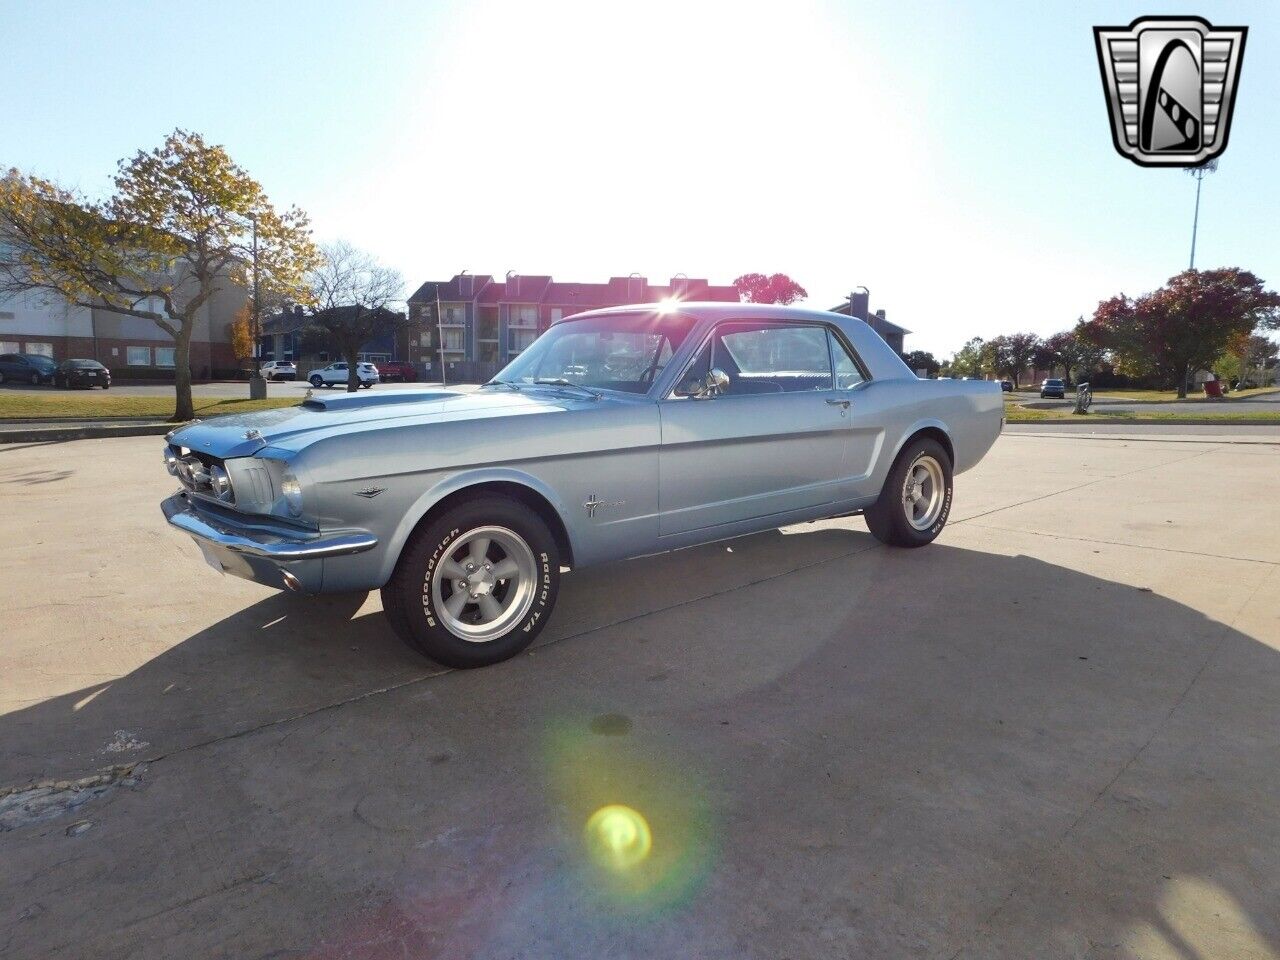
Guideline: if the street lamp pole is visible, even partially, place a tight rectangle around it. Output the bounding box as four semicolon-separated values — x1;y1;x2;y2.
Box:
1189;168;1204;270
248;213;266;399
435;285;448;389
1186;159;1217;271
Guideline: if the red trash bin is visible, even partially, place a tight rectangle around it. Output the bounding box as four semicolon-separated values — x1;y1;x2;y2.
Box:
1203;379;1224;398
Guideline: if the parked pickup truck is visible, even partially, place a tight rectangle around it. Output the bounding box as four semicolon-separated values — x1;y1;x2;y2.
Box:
161;303;1002;668
375;360;417;382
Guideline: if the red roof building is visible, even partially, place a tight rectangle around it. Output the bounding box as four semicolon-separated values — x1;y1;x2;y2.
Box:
407;272;738;367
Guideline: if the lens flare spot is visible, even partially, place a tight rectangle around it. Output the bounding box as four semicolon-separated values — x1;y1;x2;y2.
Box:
585;804;652;871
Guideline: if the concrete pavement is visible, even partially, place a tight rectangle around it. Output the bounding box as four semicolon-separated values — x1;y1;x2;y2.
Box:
1;432;1278;959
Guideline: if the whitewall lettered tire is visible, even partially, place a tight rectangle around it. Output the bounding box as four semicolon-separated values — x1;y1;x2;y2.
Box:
864;436;953;548
382;496;560;667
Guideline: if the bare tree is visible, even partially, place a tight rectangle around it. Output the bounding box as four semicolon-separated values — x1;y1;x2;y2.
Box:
304;242;407;392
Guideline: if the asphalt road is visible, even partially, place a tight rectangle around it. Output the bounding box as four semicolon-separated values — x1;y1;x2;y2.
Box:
2;430;1279;959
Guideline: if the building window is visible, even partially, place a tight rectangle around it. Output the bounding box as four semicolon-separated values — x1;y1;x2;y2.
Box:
508;327;536;355
127;346;151;366
441;328;465;351
442;306;465;325
510;306;537;328
23;342;53;357
0;340;20;354
154;347;176;367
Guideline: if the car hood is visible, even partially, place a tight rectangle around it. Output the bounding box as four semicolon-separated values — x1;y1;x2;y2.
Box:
167;388;591;459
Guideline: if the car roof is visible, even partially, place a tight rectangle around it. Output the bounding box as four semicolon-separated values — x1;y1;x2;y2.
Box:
559;301;855;325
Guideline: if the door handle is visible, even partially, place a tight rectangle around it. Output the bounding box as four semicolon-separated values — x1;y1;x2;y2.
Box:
825;398;850;408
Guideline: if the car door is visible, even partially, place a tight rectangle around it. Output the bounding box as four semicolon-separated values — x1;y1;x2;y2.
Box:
657;320;849;536
825;327;884;500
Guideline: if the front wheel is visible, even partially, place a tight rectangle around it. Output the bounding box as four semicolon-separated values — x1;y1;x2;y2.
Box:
309;374;323;387
864;437;953;547
382;496;560;668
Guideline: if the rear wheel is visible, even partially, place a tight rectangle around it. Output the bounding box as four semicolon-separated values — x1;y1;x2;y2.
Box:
382;496;560;668
29;372;39;385
864;436;953;548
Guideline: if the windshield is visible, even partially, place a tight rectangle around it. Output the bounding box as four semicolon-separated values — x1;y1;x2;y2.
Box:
493;312;692;394
63;359;104;369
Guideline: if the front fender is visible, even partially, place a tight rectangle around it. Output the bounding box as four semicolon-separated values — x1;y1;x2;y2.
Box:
375;466;576;586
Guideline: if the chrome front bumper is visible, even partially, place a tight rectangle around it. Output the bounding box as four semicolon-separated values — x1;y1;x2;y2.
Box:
162;492;377;590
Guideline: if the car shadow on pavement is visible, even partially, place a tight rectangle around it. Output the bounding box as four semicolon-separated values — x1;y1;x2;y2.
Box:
1;534;1278;960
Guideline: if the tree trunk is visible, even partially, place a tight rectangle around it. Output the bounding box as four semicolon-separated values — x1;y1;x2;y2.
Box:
345;342;361;393
1176;363;1189;399
172;327;196;422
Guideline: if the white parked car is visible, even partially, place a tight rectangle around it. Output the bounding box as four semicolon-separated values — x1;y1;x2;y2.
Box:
308;361;379;389
259;360;297;381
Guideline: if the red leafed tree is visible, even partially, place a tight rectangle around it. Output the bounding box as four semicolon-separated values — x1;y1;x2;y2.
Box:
733;273;808;305
1082;269;1280;397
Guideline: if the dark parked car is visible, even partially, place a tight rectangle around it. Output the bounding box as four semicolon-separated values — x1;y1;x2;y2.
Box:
1040;378;1066;399
54;358;111;389
998;380;1013;392
0;353;57;385
376;360;417;382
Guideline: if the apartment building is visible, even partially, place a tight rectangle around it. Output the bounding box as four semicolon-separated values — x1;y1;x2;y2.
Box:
0;279;247;378
407;273;740;371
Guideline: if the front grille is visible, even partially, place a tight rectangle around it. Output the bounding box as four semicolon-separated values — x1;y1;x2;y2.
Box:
237;462;272;505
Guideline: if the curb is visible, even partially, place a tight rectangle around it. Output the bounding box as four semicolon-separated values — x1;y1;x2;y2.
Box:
1007;417;1280;426
0;422;173;444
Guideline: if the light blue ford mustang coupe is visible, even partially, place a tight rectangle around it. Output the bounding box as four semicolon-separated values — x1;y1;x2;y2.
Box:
162;303;1002;667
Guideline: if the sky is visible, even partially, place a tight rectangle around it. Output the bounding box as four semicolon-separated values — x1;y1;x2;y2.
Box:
4;0;1278;356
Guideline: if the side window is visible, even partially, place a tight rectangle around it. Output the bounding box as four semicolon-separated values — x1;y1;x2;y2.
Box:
674;336;713;395
714;322;833;395
829;330;866;389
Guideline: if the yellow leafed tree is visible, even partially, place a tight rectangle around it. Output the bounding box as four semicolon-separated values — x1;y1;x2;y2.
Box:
230;302;255;363
0;130;319;420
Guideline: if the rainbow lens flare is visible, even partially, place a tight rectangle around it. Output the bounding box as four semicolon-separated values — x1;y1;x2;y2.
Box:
584;804;653;871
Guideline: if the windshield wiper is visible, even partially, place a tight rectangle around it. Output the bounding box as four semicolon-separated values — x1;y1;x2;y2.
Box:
480;379;521;391
532;378;602;400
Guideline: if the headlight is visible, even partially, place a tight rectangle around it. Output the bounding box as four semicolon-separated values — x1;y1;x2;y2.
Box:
280;471;304;516
163;446;179;476
209;464;234;502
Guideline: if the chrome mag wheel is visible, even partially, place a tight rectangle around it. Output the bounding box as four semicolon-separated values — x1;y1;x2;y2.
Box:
902;454;945;530
430;525;538;643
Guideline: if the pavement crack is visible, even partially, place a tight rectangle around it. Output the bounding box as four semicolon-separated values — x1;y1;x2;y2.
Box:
962;522;1280;567
35;538;888;783
951;446;1217;528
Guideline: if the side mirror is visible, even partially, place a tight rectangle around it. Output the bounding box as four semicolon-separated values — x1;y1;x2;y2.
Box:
678;367;730;399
